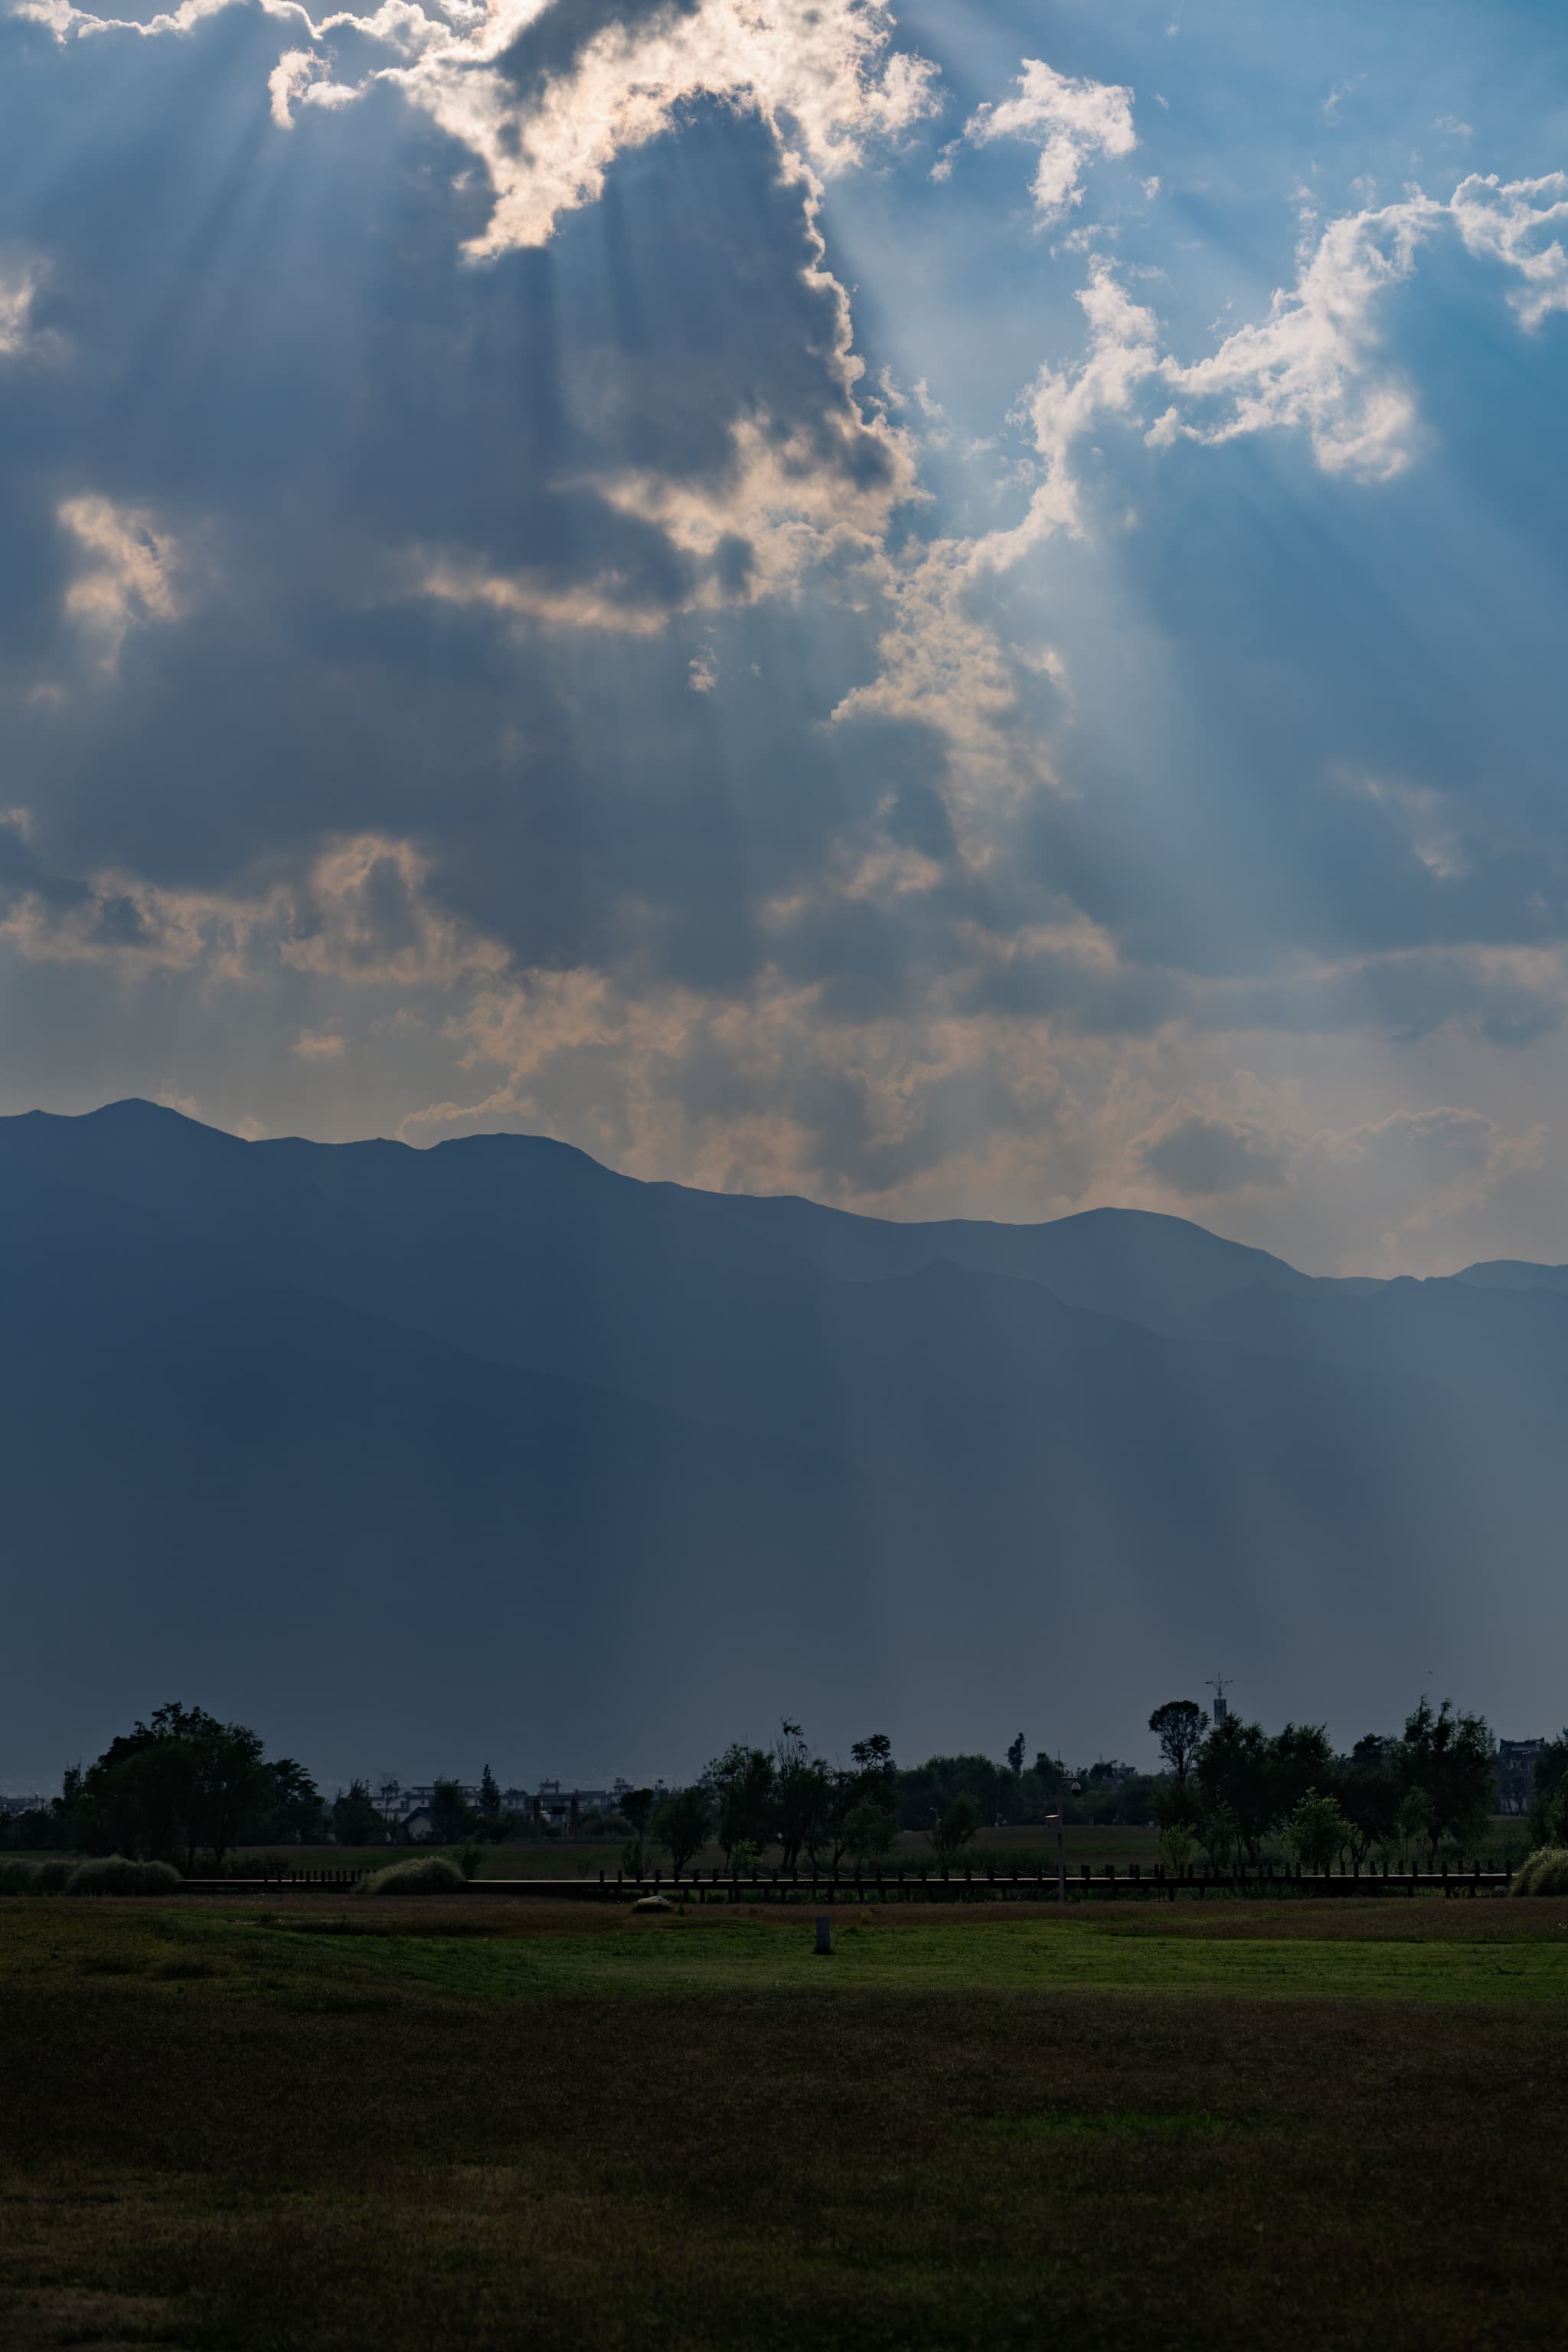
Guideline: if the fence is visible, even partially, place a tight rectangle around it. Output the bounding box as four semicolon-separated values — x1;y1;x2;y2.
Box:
170;1858;1516;1900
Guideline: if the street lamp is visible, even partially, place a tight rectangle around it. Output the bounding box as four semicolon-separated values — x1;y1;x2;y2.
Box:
1050;1769;1083;1904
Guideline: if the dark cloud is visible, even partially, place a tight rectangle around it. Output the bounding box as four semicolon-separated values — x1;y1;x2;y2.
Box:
1138;1115;1289;1197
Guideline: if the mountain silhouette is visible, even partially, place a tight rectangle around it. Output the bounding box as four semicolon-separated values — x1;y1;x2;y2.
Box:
0;1099;1562;1779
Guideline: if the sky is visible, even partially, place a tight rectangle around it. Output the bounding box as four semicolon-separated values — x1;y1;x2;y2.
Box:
1;0;1566;1275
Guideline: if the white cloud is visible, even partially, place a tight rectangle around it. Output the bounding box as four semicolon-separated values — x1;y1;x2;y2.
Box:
688;646;719;694
1449;172;1568;328
1151;194;1442;479
0;263;41;356
960;57;1136;220
57;493;183;665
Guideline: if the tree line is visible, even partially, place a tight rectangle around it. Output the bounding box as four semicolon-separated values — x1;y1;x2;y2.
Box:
4;1694;1563;1873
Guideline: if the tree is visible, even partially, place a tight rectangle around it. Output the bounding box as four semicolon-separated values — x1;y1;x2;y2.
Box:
1337;1736;1402;1862
1269;1723;1336;1823
841;1798;900;1870
332;1779;384;1846
264;1759;327;1846
619;1788;656;1839
1530;1737;1568;1847
1194;1718;1276;1860
1148;1700;1208;1785
74;1703;276;1871
652;1787;710;1873
1006;1733;1026;1779
1397;1697;1494;1857
1285;1788;1350;1872
928;1793;981;1865
430;1778;474;1844
1397;1785;1436;1866
773;1722;835;1870
479;1765;501;1821
702;1743;776;1860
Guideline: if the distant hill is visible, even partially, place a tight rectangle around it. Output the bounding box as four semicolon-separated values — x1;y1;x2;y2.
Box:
0;1099;1562;1779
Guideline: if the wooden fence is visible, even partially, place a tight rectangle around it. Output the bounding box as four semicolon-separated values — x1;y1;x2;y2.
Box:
174;1858;1517;1900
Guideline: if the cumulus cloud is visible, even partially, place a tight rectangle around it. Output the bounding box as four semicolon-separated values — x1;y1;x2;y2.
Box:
956;58;1136;220
57;495;182;666
31;0;939;256
1136;1110;1289;1195
0;263;42;357
1449;172;1568;328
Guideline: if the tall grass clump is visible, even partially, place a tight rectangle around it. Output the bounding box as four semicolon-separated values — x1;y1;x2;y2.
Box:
1509;1847;1568;1895
31;1859;74;1892
64;1857;183;1896
0;1859;39;1893
359;1856;466;1896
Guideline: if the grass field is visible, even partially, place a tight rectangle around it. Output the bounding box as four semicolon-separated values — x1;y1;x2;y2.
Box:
234;1817;1534;1880
5;1893;1568;2350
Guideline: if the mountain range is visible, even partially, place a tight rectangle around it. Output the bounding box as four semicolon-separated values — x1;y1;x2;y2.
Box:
1;1099;1563;1785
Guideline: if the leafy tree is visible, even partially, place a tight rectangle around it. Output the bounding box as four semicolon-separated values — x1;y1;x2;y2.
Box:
1268;1723;1336;1822
1285;1788;1350;1871
1528;1735;1568;1847
1397;1697;1494;1856
75;1703;276;1871
1194;1718;1276;1860
928;1792;981;1865
895;1755;1002;1834
1397;1785;1436;1866
1006;1733;1026;1779
260;1758;326;1847
703;1743;776;1860
841;1798;900;1870
1196;1801;1241;1869
619;1788;656;1839
332;1779;384;1846
1336;1736;1402;1862
1159;1820;1199;1873
1148;1700;1208;1785
479;1765;501;1821
773;1722;835;1870
430;1779;475;1844
652;1787;710;1873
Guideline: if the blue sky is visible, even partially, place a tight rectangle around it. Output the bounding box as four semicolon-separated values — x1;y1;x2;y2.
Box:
1;0;1566;1271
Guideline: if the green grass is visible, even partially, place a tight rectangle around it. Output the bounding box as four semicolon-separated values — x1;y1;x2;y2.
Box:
5;1894;1568;2350
234;1815;1533;1882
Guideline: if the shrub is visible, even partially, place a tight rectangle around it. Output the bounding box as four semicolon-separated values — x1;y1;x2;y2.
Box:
31;1859;74;1892
1511;1847;1568;1896
0;1859;39;1893
358;1855;466;1896
64;1856;182;1896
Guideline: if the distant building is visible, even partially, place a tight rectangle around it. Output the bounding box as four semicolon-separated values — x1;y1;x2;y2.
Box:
1496;1737;1549;1815
371;1775;639;1837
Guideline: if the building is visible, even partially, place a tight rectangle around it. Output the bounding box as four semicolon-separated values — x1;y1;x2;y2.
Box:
1496;1737;1549;1815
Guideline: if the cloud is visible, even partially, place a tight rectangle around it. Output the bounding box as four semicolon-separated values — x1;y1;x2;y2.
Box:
57;495;183;666
0;263;43;357
1149;196;1441;479
1449;172;1568;328
1136;1110;1289;1194
34;0;939;260
959;57;1136;220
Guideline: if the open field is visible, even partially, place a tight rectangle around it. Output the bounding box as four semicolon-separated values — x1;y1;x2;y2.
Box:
234;1817;1534;1880
5;1895;1568;2350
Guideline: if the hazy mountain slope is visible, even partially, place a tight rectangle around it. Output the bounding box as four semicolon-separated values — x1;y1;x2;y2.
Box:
0;1154;877;1773
1455;1259;1568;1294
1;1102;1565;1765
655;1187;1321;1322
1172;1274;1568;1423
